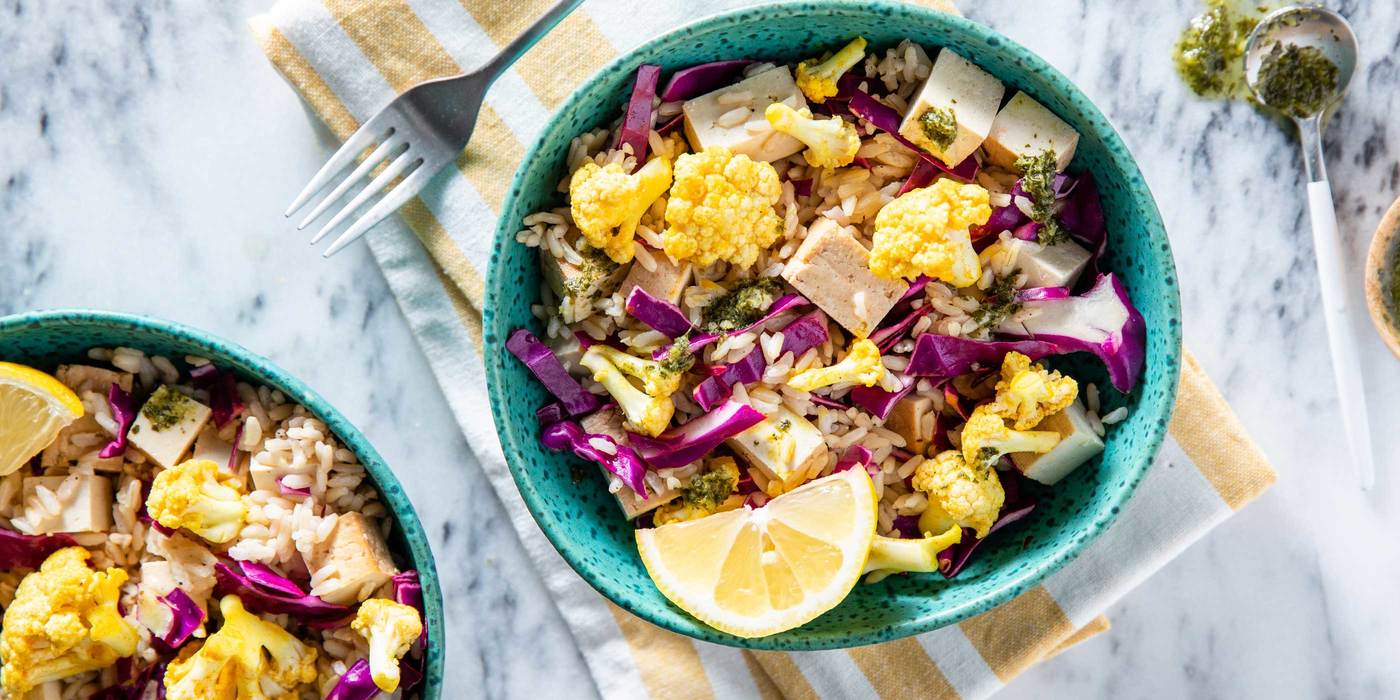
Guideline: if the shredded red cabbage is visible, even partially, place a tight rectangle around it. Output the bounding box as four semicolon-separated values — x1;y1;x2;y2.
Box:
659;60;754;101
212;560;352;628
869;304;931;353
393;570;427;645
791;178;813;198
508;329;601;416
190;364;242;427
0;528;76;569
897;158;939;196
849;376;915;421
541;420;650;497
1058;176;1107;282
97;382;135;459
91;661;166;700
625;287;693;338
691;309;829;411
325;658;380;700
907;334;1062;381
1015;287;1071;303
831;445;874;475
629;401;765;469
891;514;922;539
154;587;205;650
536;403;568;425
1012;221;1040;241
619;65;661;165
996;273;1146;393
276;477;311;499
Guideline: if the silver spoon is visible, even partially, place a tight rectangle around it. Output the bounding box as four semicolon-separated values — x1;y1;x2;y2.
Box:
1244;6;1372;489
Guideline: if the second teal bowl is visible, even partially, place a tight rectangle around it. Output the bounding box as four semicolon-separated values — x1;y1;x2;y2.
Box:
0;310;445;696
486;1;1181;649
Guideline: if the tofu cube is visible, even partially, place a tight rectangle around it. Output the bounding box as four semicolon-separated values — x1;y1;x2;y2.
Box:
1011;401;1104;485
884;396;937;455
996;238;1092;289
581;408;678;518
618;254;693;305
727;406;828;491
782;218;908;336
303;511;399;605
192;426;234;471
128;387;212;469
540;247;627;306
20;474;113;534
898;49;1005;166
683;66;808;163
984;91;1079;172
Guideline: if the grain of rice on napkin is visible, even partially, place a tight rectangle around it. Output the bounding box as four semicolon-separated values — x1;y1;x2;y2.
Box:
249;0;1276;697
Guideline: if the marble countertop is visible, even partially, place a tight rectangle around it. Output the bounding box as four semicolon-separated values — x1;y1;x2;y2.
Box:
5;0;1400;697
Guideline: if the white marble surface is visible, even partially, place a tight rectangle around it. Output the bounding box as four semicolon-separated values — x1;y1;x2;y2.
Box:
5;0;1400;697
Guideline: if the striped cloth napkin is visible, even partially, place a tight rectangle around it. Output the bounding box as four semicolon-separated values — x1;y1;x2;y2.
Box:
249;1;1277;697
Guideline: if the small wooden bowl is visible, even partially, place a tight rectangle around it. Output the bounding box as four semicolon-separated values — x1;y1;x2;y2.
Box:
1364;196;1400;360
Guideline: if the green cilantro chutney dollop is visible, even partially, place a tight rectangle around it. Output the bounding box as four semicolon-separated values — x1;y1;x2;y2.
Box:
917;107;958;151
1256;43;1338;118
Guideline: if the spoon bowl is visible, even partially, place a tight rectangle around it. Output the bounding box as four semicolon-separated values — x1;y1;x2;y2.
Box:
1244;5;1357;122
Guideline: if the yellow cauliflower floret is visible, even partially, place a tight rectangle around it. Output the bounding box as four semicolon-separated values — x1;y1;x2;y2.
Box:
764;103;861;168
869;179;993;286
1;547;140;696
795;36;868;103
353;599;424;693
863;525;963;581
569;155;673;264
164;595;318;700
912;451;1005;539
579;346;675;437
787;338;885;392
662;146;783;267
960;405;1060;471
988;352;1079;430
146;459;248;545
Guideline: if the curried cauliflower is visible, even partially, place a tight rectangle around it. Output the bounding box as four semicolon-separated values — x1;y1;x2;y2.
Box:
569;155;673;264
0;547;139;696
583;343;693;398
655;457;743;525
862;525;963;580
988;352;1078;429
787;338;885;392
795;36;868;103
662;146;783;267
869;179;992;286
764;103;861;168
146;458;248;545
164;595;318;700
580;346;676;437
912;451;1005;539
352;599;424;693
960;405;1060;471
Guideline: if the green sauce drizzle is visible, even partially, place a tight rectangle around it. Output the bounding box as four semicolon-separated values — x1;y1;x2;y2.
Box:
1256;43;1338;118
1173;0;1270;99
917;107;958;151
142;386;193;431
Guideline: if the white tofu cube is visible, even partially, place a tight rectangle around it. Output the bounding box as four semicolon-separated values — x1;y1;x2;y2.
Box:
884;396;937;455
984;91;1079;172
303;511;399;605
619;254;693;305
128;387;212;469
1011;401;1104;485
727;406;828;491
781;218;907;337
992;238;1092;289
192;426;234;472
581;408;678;518
898;49;1005;166
20;474;113;534
540;247;627;306
683;66;808;163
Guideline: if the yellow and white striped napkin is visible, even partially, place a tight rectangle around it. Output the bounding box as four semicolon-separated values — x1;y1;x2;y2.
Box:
249;1;1276;697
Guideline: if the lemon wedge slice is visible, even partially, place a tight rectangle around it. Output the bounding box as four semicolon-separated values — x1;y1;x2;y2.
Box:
0;362;84;476
636;467;877;638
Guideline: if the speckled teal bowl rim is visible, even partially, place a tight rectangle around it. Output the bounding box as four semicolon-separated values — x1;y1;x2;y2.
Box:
0;310;444;698
485;0;1182;649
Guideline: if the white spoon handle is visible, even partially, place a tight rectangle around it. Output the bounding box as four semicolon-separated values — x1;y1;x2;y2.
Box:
1307;179;1376;490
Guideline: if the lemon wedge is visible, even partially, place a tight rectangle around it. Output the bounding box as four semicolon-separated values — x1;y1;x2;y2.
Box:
636;467;877;638
0;362;84;476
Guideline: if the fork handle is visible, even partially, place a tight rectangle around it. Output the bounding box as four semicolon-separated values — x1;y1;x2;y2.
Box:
477;0;588;87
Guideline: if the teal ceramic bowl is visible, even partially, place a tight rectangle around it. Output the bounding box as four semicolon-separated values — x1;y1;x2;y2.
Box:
486;1;1181;649
0;310;445;696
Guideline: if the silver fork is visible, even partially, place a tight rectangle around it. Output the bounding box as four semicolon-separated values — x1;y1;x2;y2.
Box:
286;0;586;257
